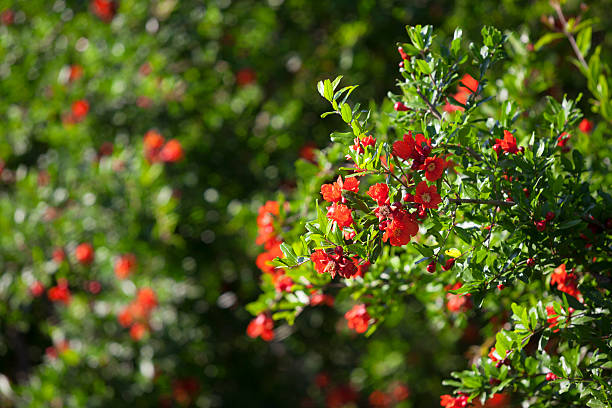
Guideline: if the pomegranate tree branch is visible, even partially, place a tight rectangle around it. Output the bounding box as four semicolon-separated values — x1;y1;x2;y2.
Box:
449;198;515;206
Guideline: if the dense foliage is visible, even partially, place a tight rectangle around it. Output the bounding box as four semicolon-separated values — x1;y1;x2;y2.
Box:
0;0;610;407
249;7;612;408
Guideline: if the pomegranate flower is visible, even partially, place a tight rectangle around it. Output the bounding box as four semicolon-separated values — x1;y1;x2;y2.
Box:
414;181;441;209
247;313;274;341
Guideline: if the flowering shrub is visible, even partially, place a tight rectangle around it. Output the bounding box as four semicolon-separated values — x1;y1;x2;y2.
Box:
249;19;611;407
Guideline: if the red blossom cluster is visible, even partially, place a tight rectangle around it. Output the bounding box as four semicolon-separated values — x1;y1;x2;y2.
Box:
247;312;274;341
321;176;360;203
118;287;158;341
143;130;184;163
254;201;294;292
91;0;118;22
443;74;479;113
344;303;371;333
550;264;581;300
311;246;363;279
493;130;522;155
350;135;376;154
375;201;419;247
445;282;472;313
440;393;469;408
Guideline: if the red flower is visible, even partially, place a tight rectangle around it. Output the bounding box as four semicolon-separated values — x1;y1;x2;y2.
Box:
1;9;14;25
114;254;136;279
496;130;518;154
52;248;66;264
274;274;293;292
236;68;257;87
159;139;184;162
48;280;71;305
91;0;117;22
345;304;371;333
118;307;133;327
337;175;360;192
321;176;361;202
392;132;415;160
423;156;445;181
414;181;442;209
137;287;158;310
579;118;593;133
310;292;334;307
299;143;317;162
488;347;502;362
256;243;282;274
383;211;418;246
130;322;148;341
247;313;274;341
369;390;392;408
69;65;83;82
446;283;472;313
367;183;389;205
71;100;89;119
440;394;468;408
310;248;358;279
550;263;581;299
394;102;410;112
311;249;331;274
75;243;94;265
327;203;353;228
557;132;571;149
30;281;45;297
444;74;479;113
546;305;560;332
321;183;342;202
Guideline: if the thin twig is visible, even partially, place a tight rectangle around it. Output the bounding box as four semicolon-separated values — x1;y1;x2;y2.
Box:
415;87;443;120
448;198;515;206
551;1;589;71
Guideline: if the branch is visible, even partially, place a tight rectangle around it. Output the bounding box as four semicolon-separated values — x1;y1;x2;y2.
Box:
444;143;484;161
551;1;589;71
449;198;515;206
415;87;443;120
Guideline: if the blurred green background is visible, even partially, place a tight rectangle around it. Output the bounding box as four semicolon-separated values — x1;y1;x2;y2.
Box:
0;0;609;407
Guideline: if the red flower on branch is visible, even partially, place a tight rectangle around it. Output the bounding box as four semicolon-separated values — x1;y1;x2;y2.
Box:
440;394;468;408
578;118;593;133
382;210;418;246
327;203;353;228
423;156;445;181
496;130;518;154
367;183;389;205
392;132;415;160
550;263;581;300
414;181;441;209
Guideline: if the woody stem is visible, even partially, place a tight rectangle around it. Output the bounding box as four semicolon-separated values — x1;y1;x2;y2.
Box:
448;198;515;206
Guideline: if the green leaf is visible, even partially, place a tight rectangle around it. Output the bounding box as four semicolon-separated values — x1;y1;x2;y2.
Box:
559;219;582;229
330;132;354;144
415;59;432;75
534;33;564;51
340;103;353;123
